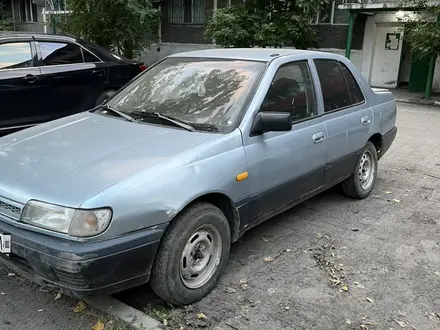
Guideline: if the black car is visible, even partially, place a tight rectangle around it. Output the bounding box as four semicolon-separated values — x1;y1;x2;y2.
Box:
0;32;146;134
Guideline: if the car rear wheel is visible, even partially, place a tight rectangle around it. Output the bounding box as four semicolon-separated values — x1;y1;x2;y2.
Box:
341;141;378;199
150;202;231;306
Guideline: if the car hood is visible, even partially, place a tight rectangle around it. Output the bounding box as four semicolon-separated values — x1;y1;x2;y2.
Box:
0;112;220;207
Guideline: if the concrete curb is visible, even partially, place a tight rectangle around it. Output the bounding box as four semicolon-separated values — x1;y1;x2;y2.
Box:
395;99;440;107
85;296;163;330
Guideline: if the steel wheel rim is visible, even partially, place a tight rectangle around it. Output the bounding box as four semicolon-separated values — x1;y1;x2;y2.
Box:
359;150;375;190
180;224;222;289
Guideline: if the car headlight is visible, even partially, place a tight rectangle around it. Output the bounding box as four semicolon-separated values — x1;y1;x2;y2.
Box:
21;200;112;237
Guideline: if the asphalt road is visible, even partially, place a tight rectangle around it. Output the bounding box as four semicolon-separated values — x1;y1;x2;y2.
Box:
2;102;440;330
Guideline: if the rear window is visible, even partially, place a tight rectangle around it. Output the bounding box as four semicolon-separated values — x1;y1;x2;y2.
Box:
40;42;83;66
0;42;33;69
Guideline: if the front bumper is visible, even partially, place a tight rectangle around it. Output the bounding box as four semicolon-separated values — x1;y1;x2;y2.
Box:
0;219;167;297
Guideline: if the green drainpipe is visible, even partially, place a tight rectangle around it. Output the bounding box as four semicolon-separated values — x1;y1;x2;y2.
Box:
345;11;356;59
424;12;440;99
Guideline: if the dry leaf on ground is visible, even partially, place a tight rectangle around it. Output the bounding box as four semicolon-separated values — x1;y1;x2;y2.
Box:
73;301;88;313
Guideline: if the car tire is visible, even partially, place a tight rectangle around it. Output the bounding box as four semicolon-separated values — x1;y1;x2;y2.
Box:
95;90;116;107
341;141;378;199
150;202;231;306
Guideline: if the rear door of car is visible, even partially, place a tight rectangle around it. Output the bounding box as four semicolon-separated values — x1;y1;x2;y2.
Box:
312;58;373;185
0;37;43;132
34;38;109;120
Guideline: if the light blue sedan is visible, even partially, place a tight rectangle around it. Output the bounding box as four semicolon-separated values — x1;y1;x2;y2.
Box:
0;48;397;306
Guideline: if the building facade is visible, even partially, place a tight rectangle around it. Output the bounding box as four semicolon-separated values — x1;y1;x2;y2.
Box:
340;0;440;95
144;0;366;68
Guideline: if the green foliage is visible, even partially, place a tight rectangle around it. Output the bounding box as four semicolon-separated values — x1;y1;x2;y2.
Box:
399;0;440;59
0;2;13;31
61;0;160;58
206;0;328;49
404;21;440;60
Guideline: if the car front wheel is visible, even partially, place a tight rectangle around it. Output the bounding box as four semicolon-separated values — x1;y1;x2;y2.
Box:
150;202;231;306
341;141;378;199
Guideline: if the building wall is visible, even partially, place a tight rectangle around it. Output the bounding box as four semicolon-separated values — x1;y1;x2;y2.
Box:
360;11;440;93
315;14;366;50
161;0;214;44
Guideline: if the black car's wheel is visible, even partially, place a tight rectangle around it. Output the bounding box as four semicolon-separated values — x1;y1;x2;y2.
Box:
341;141;378;199
95;90;116;107
150;202;231;306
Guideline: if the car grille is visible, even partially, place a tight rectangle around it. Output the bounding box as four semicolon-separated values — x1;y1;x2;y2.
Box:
0;197;22;221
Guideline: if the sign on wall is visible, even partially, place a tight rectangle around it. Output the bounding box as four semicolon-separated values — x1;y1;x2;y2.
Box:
385;33;401;50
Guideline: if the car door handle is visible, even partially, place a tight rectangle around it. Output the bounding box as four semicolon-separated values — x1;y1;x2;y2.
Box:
312;132;325;144
361;116;371;126
92;69;104;76
23;74;38;83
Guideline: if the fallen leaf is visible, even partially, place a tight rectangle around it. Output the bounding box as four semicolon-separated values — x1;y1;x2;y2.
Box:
38;309;44;312
385;191;393;194
392;199;401;203
366;298;374;303
341;285;349;292
284;249;291;252
225;287;237;294
163;319;168;326
197;313;207;320
261;237;269;242
54;293;62;301
395;319;407;327
240;284;249;291
316;233;323;238
73;301;88;313
92;319;105;330
239;278;248;284
0;292;4;295
7;273;15;277
264;256;274;262
285;306;290;310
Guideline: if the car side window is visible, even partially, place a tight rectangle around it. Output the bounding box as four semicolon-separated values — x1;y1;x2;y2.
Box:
40;42;84;66
314;59;352;112
339;62;365;105
82;48;100;63
261;61;316;122
0;42;33;70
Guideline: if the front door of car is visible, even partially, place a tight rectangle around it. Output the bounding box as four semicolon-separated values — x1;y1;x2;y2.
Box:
313;59;373;185
0;40;43;132
242;60;327;223
36;40;109;120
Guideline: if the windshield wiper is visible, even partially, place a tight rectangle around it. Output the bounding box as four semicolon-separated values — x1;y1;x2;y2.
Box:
131;111;195;132
100;105;138;124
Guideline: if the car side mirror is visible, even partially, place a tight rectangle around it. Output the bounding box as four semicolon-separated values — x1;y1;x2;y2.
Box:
251;111;292;135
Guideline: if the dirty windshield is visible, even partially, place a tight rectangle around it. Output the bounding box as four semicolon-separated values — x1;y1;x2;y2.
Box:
107;57;265;132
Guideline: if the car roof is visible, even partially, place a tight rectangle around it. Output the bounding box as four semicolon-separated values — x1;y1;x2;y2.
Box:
0;31;76;42
167;48;330;62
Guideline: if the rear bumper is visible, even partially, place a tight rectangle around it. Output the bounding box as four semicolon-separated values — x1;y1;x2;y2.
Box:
380;126;397;158
0;219;167;297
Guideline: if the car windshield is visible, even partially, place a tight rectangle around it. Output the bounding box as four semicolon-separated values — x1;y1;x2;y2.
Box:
106;57;266;132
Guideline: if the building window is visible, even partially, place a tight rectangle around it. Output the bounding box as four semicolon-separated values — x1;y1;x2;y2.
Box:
168;0;205;25
315;0;349;25
18;0;38;23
